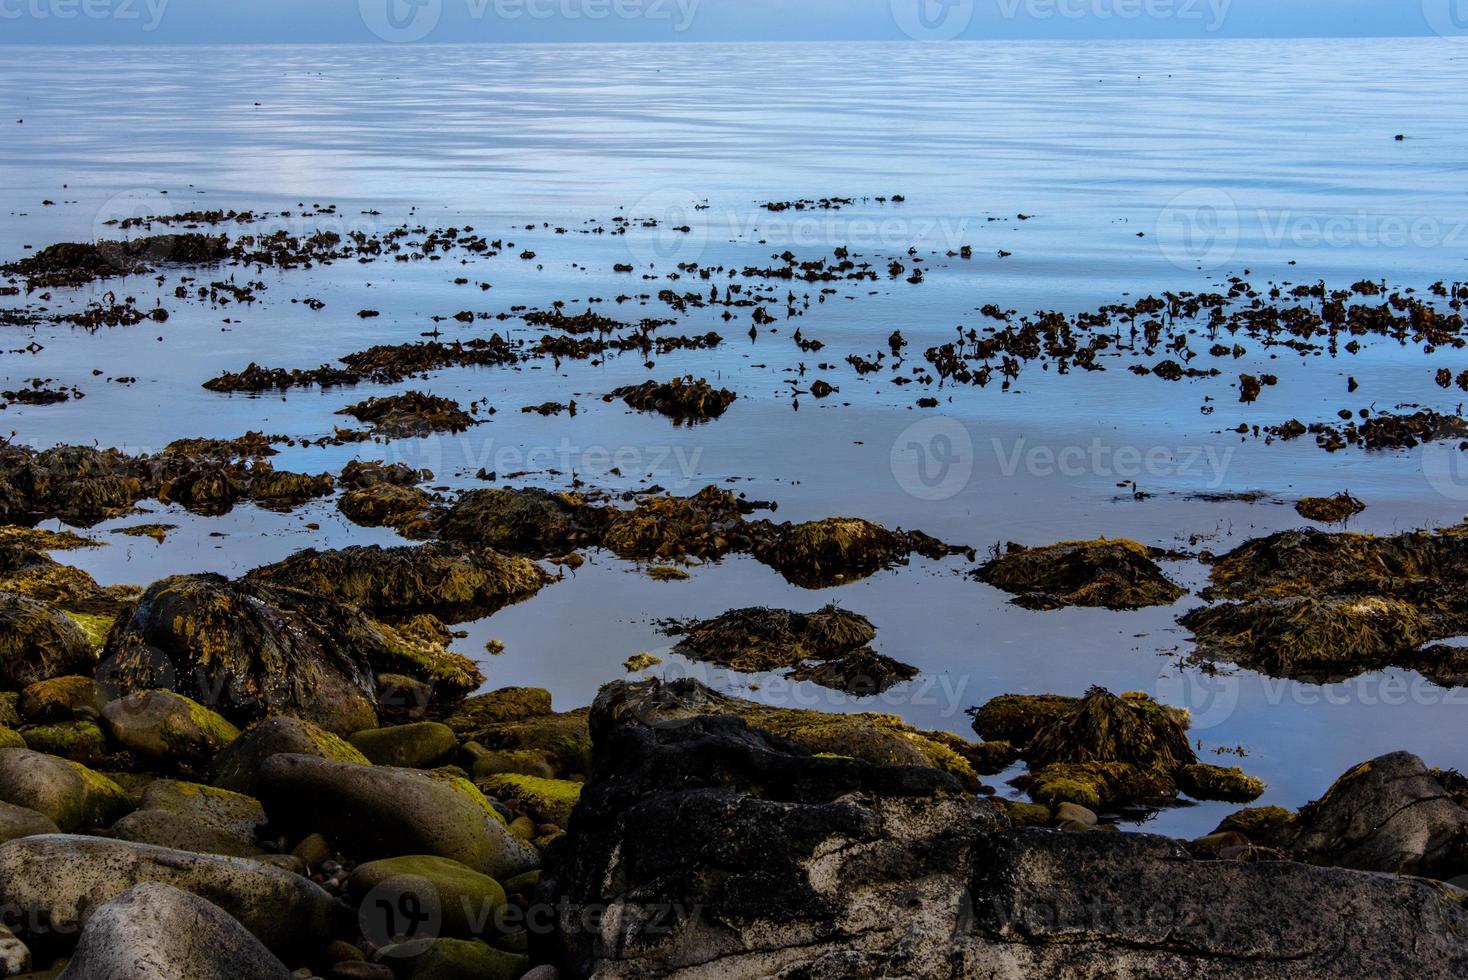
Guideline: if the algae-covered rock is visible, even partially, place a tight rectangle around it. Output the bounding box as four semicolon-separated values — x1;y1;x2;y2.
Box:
246;543;551;623
1019;761;1178;810
0;835;343;961
439;488;602;557
101;574;384;734
18;719;110;767
379;937;526;980
100;690;240;774
109;806;262;857
461;709;592;782
0;544;135;619
134;779;265;847
441;688;554;735
1176;763;1266;803
600;486;753;562
0;748;132;831
609;376;735;423
349;722;458;769
18;676;105;723
465;746;555;780
0;593;97;689
210;716;370;796
753;516;951;588
1026;688;1193;771
1296;492;1366;523
975;538;1186;610
338;482;435;536
56;881;294;980
477;774;581;825
254;754;538;880
338;391;477;438
0;727;21;750
970;693;1080;745
1213;805;1295;840
349;855;506;939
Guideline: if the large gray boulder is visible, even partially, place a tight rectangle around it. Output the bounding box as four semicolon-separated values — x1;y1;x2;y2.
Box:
539;679;1468;979
56;882;293;980
255;754;537;880
0;835;346;961
1278;751;1468;879
0;748;131;831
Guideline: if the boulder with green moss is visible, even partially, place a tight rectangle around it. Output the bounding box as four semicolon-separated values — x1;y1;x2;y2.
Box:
210;716;370;796
975;538;1186;610
970;693;1080;745
379;937;526;980
477;774;581;825
349;722;458;769
438;487;603;557
100;691;240;774
18;719;111;767
111;779;265;858
254;754;537;879
0;693;16;728
0;748;132;831
18;676;104;723
442;688;553;735
1176;764;1266;803
349;855;507;939
0;594;97;689
464;745;555;780
752;516;955;588
0;728;22;750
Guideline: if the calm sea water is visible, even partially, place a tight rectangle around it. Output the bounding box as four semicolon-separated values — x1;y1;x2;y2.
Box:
3;39;1468;836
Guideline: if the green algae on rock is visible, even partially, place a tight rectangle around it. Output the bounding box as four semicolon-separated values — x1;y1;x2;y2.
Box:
974;538;1186;610
477;773;581;826
0;594;97;689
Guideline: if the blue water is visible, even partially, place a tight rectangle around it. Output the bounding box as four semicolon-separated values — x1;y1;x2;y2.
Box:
3;38;1468;836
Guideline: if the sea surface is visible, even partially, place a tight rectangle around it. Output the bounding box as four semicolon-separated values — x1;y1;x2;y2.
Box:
3;38;1468;836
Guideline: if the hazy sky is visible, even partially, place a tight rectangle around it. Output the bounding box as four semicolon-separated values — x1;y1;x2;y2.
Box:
0;0;1452;44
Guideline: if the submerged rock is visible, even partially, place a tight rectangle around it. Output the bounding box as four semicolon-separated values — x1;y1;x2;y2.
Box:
975;538;1186;610
246;542;551;622
338;482;435;537
56;881;293;980
667;605;916;694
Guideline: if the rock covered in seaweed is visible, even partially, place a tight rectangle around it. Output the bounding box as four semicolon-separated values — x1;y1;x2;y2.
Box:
337;390;477;438
975;538;1186;610
608;375;736;422
439;487;604;556
753;516;961;588
0;593;97;689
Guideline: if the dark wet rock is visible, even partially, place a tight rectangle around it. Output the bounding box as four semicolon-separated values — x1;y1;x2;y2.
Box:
0;835;344;961
101;575;385;735
99;691;240;775
1295;491;1366;523
608;376;736;422
0;748;131;831
969;693;1079;744
1274;752;1468;879
0;543;135;619
601;486;753;562
339;459;430;489
338;483;434;537
592;678;984;789
1180;525;1468;681
55;881;293;980
255;753;538;880
109;779;265;858
376;938;525;980
246;543;551;623
667;605;916;694
544;683;1467;977
19;719;111;767
18;676;105;723
210;716;369;796
337;391;476;438
2;233;229;288
348;721;458;769
975;538;1185;610
752;516;958;588
439;488;603;557
0;593;97;689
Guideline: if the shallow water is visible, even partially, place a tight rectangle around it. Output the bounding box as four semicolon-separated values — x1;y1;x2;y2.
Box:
4;38;1468;836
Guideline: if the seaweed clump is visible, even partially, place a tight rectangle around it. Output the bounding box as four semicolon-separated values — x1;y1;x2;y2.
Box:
1179;525;1468;683
753;517;961;588
667;605;916;694
974;538;1186;610
337;391;476;438
1295;492;1366;523
608;376;736;423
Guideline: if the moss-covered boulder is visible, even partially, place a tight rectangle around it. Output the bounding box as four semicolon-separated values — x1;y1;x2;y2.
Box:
0;799;58;845
669;605;876;672
19;719;110;767
975;538;1186;610
210;716;370;796
18;676;105;723
442;688;554;736
378;937;526;980
100;691;240;774
109;806;262;858
0;747;132;831
254;754;538;880
100;574;385;735
245;543;551;623
600;486;752;562
970;693;1080;745
463;745;555;781
1296;492;1366;524
1176;764;1266;803
339;482;435;538
0;593;97;689
1020;761;1178;810
458;708;592;782
477;774;581;825
349;855;506;939
349;722;458;769
438;488;602;557
139;779;265;841
0;728;22;750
